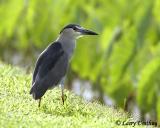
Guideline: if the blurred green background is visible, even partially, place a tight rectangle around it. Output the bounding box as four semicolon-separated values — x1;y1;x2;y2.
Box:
0;0;160;122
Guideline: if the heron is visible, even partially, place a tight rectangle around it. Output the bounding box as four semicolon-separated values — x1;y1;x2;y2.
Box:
30;24;98;107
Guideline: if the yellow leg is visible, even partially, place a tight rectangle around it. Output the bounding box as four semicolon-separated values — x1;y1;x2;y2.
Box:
61;89;64;105
38;98;41;107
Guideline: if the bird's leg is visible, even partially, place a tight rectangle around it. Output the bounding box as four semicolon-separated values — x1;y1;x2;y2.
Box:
38;98;41;107
61;88;64;105
60;77;65;105
60;84;65;105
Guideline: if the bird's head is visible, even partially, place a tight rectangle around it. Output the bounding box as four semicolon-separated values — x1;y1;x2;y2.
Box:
60;24;98;39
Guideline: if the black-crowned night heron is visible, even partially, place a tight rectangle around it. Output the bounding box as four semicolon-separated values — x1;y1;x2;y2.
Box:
30;24;98;107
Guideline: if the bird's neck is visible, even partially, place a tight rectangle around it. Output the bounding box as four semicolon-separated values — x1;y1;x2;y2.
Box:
56;34;76;59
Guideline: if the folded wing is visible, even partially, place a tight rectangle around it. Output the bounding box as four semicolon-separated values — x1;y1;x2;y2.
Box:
30;42;67;99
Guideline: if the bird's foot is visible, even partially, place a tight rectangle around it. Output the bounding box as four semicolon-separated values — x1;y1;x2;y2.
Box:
62;95;64;105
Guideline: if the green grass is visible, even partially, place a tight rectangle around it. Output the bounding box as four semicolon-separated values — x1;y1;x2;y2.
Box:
0;64;146;128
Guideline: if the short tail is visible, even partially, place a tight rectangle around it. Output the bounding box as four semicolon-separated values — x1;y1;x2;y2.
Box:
30;82;48;100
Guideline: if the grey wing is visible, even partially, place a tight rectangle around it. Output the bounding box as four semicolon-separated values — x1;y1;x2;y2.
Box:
32;51;46;85
41;53;69;88
30;42;68;99
32;42;63;84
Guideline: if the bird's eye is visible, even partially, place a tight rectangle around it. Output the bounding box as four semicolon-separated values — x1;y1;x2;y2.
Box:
73;27;77;31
